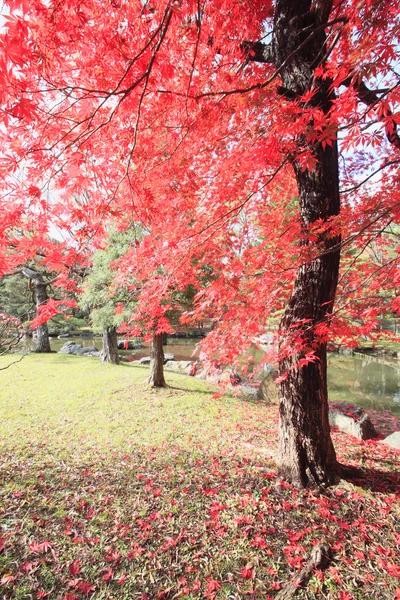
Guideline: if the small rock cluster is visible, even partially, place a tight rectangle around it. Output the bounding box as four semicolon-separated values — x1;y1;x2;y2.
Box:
59;341;100;357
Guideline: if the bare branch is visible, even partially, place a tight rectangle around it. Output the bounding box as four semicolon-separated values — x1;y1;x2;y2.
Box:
0;353;28;371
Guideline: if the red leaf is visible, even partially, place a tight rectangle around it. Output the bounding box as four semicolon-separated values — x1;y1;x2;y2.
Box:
206;578;221;593
102;567;113;582
77;581;96;596
240;567;254;579
68;559;82;576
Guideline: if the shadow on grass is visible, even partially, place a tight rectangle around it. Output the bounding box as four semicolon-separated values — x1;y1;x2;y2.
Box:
341;462;400;494
166;384;214;395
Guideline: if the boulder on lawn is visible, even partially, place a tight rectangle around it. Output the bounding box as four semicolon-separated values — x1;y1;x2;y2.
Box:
257;373;279;404
328;402;378;440
382;431;400;450
163;353;175;363
240;384;258;399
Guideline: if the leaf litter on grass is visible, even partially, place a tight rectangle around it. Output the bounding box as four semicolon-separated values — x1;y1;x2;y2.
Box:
1;435;399;600
0;356;399;599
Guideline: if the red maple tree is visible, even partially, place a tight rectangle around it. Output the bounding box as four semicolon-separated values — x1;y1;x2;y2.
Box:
1;0;399;486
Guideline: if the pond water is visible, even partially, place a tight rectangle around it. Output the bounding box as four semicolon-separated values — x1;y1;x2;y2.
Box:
28;336;400;415
327;353;400;415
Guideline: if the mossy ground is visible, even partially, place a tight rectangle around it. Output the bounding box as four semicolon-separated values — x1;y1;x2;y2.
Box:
0;354;399;599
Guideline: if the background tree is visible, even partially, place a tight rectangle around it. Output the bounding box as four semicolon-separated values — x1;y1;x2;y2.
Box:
116;238;177;388
80;229;138;364
0;274;35;324
19;267;59;353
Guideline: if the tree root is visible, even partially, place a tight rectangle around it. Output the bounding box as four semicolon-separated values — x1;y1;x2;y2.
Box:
275;541;332;600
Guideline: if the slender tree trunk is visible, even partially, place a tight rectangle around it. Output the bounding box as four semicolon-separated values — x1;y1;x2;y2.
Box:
101;326;119;364
33;279;52;353
147;333;166;387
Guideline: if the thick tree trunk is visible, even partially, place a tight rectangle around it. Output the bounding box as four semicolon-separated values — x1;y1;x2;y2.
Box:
101;327;119;364
250;0;341;485
278;133;340;486
33;279;52;354
147;333;166;387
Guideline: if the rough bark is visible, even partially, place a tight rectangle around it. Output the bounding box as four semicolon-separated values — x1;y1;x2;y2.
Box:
250;1;341;485
21;268;52;354
34;279;52;353
278;127;341;486
101;326;119;364
276;1;340;486
147;333;166;387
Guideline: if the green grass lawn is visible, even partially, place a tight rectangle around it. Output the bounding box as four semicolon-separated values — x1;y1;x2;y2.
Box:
0;354;399;599
0;354;272;455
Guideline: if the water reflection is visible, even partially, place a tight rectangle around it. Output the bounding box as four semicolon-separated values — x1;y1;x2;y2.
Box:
327;353;400;414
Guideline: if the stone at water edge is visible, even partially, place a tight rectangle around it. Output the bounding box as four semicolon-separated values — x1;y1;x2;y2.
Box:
164;360;193;373
138;354;175;365
117;340;143;349
139;356;151;365
382;431;400;450
328;402;378;441
59;342;82;354
256;379;379;441
75;346;100;356
59;342;100;357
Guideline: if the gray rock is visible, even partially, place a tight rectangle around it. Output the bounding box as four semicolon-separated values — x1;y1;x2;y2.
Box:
382;431;400;449
257;373;279;403
177;360;193;370
164;360;193;372
328;402;378;440
139;356;151;364
240;384;258;398
75;346;98;355
138;354;175;365
59;342;82;354
59;342;99;357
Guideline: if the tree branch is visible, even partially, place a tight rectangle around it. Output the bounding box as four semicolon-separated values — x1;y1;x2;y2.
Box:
344;75;400;149
0;353;28;371
275;541;332;599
